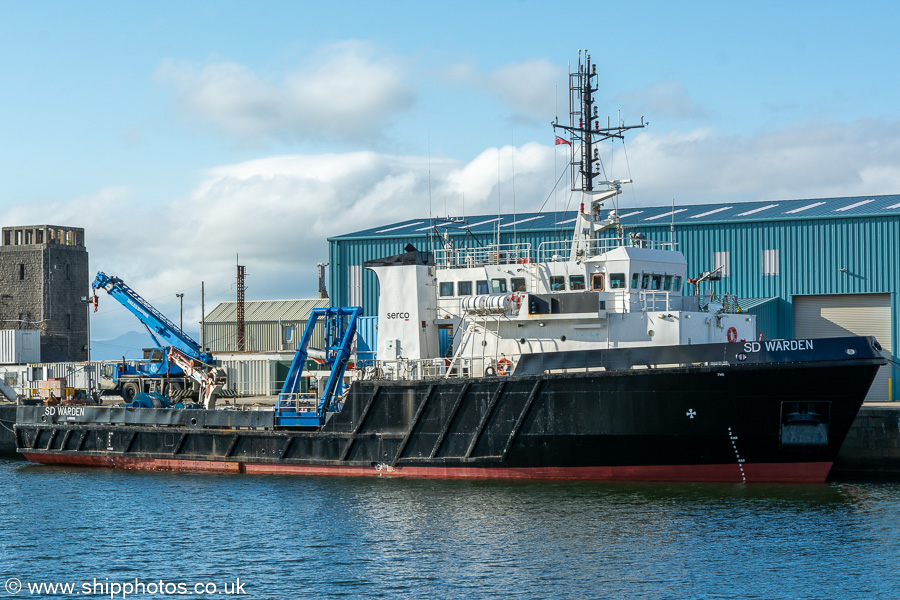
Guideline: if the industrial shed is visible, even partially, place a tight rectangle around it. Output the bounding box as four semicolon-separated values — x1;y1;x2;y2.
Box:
328;193;899;401
202;299;329;354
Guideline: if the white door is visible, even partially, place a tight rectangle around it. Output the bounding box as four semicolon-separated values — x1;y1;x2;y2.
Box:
794;293;892;402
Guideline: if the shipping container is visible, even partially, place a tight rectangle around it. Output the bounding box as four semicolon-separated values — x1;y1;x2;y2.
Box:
0;330;40;364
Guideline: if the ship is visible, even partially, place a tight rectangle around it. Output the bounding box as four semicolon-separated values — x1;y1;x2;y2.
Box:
14;51;886;482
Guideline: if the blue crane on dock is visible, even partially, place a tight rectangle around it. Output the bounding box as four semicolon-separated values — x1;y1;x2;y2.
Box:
91;272;226;407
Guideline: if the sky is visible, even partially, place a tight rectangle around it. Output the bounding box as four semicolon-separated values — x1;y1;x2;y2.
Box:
2;0;899;355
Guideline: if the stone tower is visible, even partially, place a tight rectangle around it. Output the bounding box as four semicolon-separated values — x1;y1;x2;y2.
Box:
0;225;90;362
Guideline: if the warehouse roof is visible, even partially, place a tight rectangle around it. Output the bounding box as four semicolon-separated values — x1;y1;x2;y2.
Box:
330;193;900;240
206;299;329;323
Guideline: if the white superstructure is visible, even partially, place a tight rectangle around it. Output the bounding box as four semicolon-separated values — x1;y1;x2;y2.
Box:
367;204;755;380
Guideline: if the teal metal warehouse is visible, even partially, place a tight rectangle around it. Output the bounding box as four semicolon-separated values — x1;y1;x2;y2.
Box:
328;194;899;401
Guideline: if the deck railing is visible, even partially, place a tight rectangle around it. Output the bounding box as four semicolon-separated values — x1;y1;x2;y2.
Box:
358;356;508;382
434;243;532;268
536;237;677;263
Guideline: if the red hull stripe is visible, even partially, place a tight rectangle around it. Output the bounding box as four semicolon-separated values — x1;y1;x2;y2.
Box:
21;453;833;483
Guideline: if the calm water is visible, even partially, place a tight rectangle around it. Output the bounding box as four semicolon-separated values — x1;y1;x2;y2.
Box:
2;458;899;599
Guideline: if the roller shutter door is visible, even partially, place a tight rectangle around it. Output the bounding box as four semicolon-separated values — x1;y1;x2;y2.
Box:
793;294;892;402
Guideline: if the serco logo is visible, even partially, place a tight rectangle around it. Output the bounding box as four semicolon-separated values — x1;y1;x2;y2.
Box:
386;312;410;321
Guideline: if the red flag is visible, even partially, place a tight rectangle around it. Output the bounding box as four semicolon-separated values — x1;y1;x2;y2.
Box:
555;136;572;146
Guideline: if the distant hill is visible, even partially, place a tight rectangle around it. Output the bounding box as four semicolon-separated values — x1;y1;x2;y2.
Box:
89;330;201;362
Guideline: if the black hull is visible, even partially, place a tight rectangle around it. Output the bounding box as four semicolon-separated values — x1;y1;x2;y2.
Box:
15;354;883;483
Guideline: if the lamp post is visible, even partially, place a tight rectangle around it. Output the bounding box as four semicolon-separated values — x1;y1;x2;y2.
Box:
176;293;184;331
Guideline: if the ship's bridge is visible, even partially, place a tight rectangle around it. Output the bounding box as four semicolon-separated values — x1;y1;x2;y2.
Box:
584;245;688;297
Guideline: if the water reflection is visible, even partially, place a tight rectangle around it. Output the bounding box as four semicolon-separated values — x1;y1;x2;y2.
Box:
3;460;900;599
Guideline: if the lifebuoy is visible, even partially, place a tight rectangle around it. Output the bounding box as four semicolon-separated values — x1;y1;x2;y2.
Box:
497;358;511;376
727;327;738;343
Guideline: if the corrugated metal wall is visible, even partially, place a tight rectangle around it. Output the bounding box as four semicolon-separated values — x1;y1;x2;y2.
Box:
202;321;325;353
663;216;898;343
738;298;780;341
218;358;282;396
330;213;899;399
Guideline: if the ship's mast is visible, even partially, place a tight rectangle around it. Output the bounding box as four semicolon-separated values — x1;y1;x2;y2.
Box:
552;50;646;196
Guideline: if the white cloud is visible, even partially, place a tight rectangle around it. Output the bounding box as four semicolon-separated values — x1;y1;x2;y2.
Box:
52;147;558;343
443;59;565;120
616;81;709;121
625;119;900;204
154;41;415;143
484;60;563;118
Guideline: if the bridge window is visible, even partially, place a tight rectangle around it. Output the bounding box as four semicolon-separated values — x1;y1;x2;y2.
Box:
569;275;585;290
641;274;650;289
511;277;526;292
550;276;565;291
491;278;507;293
651;275;662;290
673;276;682;291
631;273;639;289
609;273;626;289
476;280;489;295
591;274;604;291
458;281;472;296
663;275;673;291
439;282;454;297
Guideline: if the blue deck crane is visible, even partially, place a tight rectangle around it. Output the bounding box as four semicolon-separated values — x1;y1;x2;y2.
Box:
91;272;225;406
275;306;362;427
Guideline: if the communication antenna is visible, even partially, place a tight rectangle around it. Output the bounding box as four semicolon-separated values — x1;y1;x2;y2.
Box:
511;133;518;244
496;146;502;248
671;198;676;245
